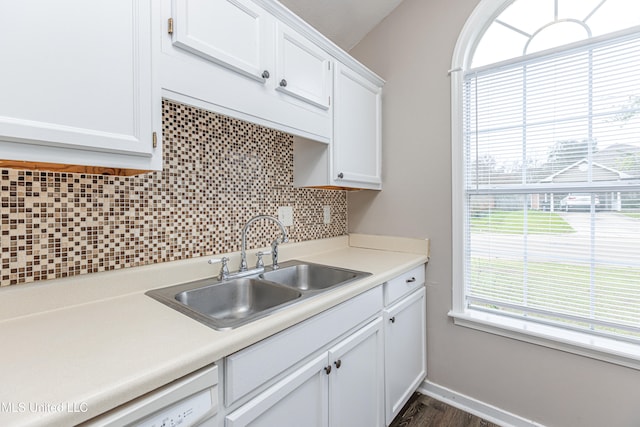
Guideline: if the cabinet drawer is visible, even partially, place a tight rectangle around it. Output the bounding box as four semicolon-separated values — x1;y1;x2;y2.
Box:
225;285;383;406
384;265;425;306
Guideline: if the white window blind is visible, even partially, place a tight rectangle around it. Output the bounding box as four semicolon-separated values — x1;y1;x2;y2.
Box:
463;30;640;342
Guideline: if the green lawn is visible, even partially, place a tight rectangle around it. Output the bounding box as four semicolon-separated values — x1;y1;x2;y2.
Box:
469;210;640;338
469;258;640;338
471;210;574;234
622;212;640;219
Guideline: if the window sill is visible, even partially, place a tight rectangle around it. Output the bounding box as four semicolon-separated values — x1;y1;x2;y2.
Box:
448;309;640;371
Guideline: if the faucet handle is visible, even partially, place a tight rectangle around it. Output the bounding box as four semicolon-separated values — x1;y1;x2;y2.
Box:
208;257;230;280
255;250;271;268
270;238;283;270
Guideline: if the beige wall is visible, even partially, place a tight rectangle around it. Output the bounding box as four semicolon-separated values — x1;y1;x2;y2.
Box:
348;0;640;425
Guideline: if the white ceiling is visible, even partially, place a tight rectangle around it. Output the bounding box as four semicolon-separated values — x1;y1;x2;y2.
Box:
279;0;405;51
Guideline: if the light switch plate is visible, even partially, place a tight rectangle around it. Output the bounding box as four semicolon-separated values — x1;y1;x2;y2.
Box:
278;206;294;226
323;205;331;224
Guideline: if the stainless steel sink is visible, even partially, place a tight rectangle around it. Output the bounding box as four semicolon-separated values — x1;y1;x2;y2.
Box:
260;261;365;292
147;277;301;330
177;278;301;323
146;260;370;330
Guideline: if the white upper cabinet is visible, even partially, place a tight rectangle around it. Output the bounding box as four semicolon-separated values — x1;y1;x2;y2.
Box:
171;0;270;83
160;0;384;188
275;23;332;110
333;63;382;189
0;0;161;174
293;62;383;190
160;0;332;142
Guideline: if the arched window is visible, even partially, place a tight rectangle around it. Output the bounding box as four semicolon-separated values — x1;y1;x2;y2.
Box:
451;0;640;366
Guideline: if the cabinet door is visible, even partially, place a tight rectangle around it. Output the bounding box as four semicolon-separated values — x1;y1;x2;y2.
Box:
333;63;382;189
275;23;332;110
0;0;159;166
384;287;426;425
171;0;270;83
225;354;329;427
328;318;384;427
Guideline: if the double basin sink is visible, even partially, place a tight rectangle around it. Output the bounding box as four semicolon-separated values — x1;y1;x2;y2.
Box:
146;260;371;330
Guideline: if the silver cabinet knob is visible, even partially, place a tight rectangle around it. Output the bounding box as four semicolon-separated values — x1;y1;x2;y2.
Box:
324;365;332;375
279;79;287;87
334;360;342;369
262;70;270;79
337;172;344;179
390;316;396;323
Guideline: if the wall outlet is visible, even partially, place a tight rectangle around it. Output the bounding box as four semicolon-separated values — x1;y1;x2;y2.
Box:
278;206;294;226
323;205;331;224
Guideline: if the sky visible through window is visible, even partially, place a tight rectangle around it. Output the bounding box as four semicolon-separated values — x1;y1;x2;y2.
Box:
468;0;640;181
473;0;640;68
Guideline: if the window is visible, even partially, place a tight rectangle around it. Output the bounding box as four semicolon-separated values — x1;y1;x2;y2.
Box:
451;0;640;367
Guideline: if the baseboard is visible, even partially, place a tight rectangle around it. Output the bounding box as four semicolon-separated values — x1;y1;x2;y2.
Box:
418;381;546;427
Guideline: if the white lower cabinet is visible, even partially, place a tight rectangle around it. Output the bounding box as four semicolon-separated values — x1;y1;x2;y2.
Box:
383;287;427;425
219;264;427;427
225;318;383;427
328;318;384;427
225;354;329;427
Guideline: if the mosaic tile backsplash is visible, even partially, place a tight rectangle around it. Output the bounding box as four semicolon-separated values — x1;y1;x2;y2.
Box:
0;100;347;286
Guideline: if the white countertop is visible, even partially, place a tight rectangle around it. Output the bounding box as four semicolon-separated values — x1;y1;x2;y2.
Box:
0;234;429;426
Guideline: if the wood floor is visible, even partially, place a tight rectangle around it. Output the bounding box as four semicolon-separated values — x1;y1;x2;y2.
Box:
389;393;501;427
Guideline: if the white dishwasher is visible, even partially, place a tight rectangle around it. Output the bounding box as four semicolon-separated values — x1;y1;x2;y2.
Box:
81;364;218;427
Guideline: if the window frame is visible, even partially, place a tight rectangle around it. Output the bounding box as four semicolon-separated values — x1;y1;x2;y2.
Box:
450;0;640;370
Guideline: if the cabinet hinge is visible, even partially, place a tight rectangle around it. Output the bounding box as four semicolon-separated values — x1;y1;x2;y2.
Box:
328;62;331;70
152;132;158;148
168;18;174;35
328;96;331;106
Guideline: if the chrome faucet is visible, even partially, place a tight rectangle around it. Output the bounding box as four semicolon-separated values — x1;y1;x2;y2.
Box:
239;215;289;271
208;257;230;280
